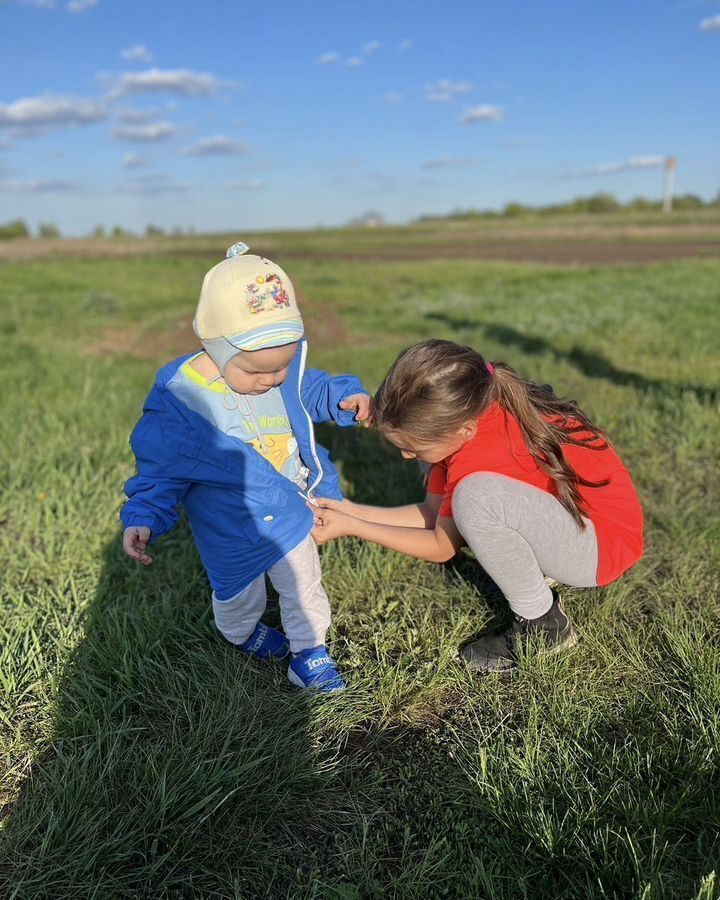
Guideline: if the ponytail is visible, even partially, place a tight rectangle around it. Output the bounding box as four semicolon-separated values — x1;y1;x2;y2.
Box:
489;364;609;527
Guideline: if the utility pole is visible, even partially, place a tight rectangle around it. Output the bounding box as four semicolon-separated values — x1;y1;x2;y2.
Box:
663;157;676;213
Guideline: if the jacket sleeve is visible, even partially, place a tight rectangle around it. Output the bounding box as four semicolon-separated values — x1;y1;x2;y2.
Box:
121;473;191;542
120;409;191;542
301;368;368;427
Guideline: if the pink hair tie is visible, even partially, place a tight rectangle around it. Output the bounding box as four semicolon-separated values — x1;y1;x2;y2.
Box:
486;362;495;376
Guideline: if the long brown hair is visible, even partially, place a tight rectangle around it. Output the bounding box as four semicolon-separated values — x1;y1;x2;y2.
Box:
374;339;610;527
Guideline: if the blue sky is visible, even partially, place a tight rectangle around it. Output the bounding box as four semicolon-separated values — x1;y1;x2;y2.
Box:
0;0;718;235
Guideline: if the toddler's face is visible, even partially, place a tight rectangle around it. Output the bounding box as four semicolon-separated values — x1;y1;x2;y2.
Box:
223;343;298;395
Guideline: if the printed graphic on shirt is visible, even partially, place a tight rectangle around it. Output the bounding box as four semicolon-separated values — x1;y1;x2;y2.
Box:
246;273;291;315
245;433;296;474
239;408;299;483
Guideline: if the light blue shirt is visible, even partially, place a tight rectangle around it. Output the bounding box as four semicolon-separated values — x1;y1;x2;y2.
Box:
167;355;307;488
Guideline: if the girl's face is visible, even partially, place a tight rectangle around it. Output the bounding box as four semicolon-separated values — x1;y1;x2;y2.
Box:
385;423;476;464
222;343;298;395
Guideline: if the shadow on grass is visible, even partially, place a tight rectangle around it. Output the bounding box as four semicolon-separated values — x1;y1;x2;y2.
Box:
330;671;720;899
425;314;718;404
0;522;350;898
316;424;512;645
315;423;425;508
4;429;717;897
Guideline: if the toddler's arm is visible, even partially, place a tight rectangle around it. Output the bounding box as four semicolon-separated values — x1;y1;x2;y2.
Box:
301;367;371;427
121;473;191;545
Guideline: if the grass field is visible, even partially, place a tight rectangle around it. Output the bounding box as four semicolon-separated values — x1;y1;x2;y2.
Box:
1;217;719;898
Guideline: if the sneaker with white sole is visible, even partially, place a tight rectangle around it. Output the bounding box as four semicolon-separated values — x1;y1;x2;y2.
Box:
236;622;290;660
461;590;577;674
288;646;346;693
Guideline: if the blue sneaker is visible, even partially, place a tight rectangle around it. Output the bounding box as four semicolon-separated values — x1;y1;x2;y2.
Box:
236;622;290;660
288;646;346;693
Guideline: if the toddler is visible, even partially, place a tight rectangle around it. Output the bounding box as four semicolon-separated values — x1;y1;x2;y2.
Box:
122;242;371;692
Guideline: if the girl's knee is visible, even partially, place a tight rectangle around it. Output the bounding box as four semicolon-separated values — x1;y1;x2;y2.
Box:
453;472;515;529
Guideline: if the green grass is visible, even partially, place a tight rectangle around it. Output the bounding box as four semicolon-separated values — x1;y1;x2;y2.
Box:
1;230;719;899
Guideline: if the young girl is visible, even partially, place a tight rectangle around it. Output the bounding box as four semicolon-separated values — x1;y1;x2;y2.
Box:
311;339;643;674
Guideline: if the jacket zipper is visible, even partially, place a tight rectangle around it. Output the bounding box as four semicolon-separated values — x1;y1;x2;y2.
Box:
298;341;324;493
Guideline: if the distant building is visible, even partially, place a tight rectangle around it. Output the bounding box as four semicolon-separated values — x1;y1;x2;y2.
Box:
346;211;385;228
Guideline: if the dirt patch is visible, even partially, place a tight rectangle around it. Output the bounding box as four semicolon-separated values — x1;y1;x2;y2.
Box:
0;237;216;262
296;289;351;347
277;241;720;266
1;231;719;267
89;293;351;363
90;315;200;361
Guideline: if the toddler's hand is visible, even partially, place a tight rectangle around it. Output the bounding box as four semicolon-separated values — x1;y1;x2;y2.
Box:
123;526;153;566
339;393;375;428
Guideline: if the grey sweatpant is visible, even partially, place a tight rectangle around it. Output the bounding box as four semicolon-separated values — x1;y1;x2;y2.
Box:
212;534;331;653
452;473;599;620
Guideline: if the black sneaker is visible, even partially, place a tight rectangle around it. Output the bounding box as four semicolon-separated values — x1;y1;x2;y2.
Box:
460;590;577;674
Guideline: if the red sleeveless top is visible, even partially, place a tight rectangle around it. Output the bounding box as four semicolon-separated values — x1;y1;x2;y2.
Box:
427;403;644;586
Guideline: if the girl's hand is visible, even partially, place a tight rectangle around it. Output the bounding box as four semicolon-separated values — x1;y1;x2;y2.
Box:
310;505;355;545
339;393;375;428
313;496;356;515
123;526;153;565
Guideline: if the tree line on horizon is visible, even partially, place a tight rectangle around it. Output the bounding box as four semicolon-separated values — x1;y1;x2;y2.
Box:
1;191;719;240
418;190;720;222
0;221;193;241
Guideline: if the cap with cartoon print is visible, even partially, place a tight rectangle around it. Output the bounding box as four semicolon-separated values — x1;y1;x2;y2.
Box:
193;242;304;370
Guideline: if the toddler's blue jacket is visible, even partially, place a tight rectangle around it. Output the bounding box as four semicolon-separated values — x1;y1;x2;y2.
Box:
121;341;365;599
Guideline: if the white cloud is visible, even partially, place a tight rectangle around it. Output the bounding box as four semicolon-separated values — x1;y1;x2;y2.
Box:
123;153;148;169
575;155;666;176
362;40;380;55
113;67;220;97
0;177;79;192
0;94;108;132
121;44;153;63
398;38;413;52
224;179;266;191
112;121;179;141
347;56;363;68
422;157;479;169
424;79;473;104
700;14;720;31
383;91;404;105
2;0;55;7
182;135;250;156
459;104;503;124
67;0;96;11
316;51;340;64
118;174;193;194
